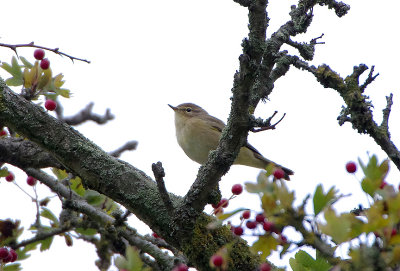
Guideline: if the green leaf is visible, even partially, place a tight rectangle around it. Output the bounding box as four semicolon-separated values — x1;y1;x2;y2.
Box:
294;250;315;268
2;56;24;85
51;168;69;180
289;250;331;271
319;207;364;244
55;88;70;98
4;263;21;271
40;236;53;251
84;190;105;206
359;156;389;197
75;228;98;236
250;235;278;259
217;208;248;221
314;251;332;271
115;246;150;271
40;207;59;226
313;184;337;216
38;68;52;89
5;77;23;86
0;168;9;177
20;56;33;68
70;176;85;196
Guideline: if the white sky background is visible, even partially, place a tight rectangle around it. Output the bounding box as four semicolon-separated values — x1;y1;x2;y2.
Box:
1;0;400;270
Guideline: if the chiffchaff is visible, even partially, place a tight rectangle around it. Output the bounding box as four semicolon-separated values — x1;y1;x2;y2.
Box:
169;103;293;180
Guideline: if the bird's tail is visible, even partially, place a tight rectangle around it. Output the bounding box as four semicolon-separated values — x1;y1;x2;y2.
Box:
257;155;294;181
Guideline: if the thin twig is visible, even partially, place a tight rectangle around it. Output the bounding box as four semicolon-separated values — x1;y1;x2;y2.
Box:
381;93;393;134
151;162;174;216
12;227;70;249
0;42;90;63
250;112;286;132
109;141;138;158
360;65;379;92
61;102;115;126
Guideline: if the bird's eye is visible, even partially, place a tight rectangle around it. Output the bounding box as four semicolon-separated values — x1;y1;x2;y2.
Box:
186;108;192;112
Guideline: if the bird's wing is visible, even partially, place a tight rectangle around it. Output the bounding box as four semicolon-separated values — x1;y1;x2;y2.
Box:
245;142;263;156
204;115;226;133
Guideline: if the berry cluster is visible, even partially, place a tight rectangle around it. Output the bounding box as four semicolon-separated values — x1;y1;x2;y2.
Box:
0;247;18;264
34;49;50;70
33;49;57;111
212;184;243;215
2;172;38;186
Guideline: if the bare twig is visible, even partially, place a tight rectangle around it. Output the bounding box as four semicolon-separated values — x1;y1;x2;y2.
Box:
250;112;286;132
109;141;138;158
381;94;393;134
60;102;114;126
360;65;379;92
152;162;174;216
0;42;90;63
12;227;70;249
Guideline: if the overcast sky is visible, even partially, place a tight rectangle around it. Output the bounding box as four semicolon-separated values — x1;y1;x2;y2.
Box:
1;0;400;270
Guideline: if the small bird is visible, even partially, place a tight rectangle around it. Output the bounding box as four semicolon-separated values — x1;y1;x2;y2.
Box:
169;103;293;180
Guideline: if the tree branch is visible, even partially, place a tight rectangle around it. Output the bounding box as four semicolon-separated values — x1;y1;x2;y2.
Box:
0;137;62;169
23;168;177;270
0;42;90;63
0;84;257;270
12;227;70;250
152;162;174;217
109;141;138;158
56;102;115;126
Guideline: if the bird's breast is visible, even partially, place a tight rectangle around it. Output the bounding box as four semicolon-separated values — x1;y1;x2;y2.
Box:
175;117;220;164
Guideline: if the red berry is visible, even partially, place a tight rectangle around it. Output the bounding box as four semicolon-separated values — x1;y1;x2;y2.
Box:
219;198;229;208
45;100;57;111
263;221;275;232
255;213;265;223
242;210;251;219
273;168;285;179
211;254;223;267
231;184;243;195
152;232;159;238
391;228;397;237
379;181;387;189
259;263;271;271
34;49;45;60
172;264;189;271
5;173;14;182
9;249;17;262
0;247;10;259
27;176;37;186
40;58;50;69
0;130;7;136
233;226;244;236
346;162;357;173
246;220;257;229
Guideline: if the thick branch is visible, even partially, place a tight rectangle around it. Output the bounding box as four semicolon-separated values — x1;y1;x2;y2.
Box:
0;137;62;169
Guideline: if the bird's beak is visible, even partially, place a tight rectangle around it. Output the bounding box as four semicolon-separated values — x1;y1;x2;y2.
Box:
168;104;177;111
